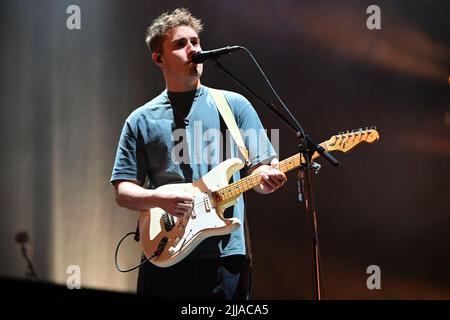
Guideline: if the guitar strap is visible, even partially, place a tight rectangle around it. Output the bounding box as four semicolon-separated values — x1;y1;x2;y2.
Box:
209;88;249;165
209;87;253;263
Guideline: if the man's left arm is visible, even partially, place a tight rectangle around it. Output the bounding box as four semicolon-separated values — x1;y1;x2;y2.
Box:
229;92;287;194
248;158;287;194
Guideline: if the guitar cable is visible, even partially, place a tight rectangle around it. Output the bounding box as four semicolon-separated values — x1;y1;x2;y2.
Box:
114;222;157;273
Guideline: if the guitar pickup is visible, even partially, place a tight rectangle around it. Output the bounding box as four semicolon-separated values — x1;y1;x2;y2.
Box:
203;193;212;212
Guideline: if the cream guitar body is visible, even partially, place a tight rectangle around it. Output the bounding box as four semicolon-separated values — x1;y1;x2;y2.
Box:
139;158;244;268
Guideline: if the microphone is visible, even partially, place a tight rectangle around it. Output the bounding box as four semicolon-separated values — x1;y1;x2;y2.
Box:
191;46;241;63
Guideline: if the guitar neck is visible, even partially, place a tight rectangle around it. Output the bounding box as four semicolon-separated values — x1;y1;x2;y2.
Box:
214;143;324;202
212;127;379;203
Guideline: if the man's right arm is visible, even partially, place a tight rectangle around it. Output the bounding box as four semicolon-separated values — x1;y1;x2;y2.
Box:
114;180;194;218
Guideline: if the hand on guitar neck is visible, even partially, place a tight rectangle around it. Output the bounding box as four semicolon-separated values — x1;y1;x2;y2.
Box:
249;159;287;194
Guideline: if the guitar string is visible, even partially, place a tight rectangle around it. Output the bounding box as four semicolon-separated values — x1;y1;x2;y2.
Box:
217;154;301;199
225;132;371;197
217;131;366;197
225;132;371;196
192;141;319;205
192;148;330;207
177;132;371;211
185;158;297;212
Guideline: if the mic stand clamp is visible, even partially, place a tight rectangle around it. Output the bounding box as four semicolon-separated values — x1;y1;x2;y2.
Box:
297;146;321;203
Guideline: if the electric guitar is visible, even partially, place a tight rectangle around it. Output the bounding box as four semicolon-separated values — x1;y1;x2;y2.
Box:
139;127;380;267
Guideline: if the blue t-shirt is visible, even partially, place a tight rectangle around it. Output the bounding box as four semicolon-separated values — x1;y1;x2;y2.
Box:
111;85;276;258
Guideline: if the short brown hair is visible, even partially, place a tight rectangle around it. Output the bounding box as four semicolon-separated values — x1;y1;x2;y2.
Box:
145;8;203;54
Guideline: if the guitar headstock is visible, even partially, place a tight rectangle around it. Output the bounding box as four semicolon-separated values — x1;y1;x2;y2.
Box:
326;126;380;153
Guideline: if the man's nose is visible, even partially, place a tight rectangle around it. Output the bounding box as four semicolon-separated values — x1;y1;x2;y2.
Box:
187;40;200;52
187;44;200;60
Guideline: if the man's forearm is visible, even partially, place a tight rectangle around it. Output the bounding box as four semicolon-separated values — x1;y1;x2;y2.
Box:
115;181;158;211
114;181;195;218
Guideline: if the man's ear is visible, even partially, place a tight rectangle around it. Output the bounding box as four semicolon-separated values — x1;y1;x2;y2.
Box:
152;52;163;65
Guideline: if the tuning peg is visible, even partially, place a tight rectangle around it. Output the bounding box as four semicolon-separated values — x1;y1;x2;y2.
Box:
335;132;344;145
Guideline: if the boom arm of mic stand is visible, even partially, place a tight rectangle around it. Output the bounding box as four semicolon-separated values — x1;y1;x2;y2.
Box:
211;58;339;167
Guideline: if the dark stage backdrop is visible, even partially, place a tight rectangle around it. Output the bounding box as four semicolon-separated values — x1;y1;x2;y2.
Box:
0;0;448;299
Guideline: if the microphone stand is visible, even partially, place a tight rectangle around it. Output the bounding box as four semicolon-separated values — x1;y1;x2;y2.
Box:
211;58;339;300
15;231;38;280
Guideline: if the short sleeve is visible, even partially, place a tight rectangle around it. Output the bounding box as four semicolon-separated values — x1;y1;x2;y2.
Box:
110;120;148;186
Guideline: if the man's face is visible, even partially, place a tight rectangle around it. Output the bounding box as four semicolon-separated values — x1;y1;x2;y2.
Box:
159;25;203;86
